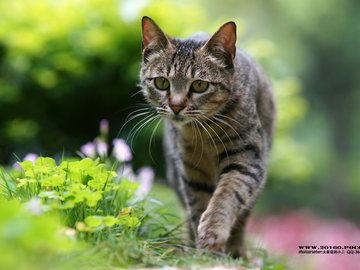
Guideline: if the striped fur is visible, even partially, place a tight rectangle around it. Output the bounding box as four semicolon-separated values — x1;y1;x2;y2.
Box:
140;16;275;257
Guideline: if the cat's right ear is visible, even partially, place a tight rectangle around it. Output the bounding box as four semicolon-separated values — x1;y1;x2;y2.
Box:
141;16;172;59
201;21;237;69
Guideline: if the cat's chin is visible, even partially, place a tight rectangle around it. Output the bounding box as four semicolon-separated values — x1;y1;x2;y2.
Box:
166;115;191;126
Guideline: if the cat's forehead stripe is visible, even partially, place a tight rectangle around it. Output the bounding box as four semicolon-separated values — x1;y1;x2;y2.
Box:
164;39;202;78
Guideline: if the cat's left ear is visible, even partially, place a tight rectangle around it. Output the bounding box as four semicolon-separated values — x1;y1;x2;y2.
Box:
202;22;237;67
141;16;173;52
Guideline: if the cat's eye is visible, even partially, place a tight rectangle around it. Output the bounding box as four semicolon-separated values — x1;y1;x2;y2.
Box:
154;77;170;90
191;80;209;93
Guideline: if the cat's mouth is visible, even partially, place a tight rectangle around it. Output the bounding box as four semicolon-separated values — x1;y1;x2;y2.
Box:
157;106;187;124
160;113;191;125
169;114;188;124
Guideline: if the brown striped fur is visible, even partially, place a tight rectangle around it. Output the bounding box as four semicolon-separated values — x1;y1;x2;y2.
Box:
140;16;275;257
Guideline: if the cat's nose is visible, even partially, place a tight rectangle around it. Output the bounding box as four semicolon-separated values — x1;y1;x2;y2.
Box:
169;94;186;114
169;104;185;114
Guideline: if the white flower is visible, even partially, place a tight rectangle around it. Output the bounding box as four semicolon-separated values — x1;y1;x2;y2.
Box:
118;164;136;181
136;166;154;197
96;139;108;157
25;198;47;215
99;119;109;135
13;153;38;169
23;153;38;163
80;142;96;158
63;227;76;238
112;139;132;162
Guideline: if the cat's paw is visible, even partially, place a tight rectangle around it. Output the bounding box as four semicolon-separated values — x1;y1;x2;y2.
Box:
197;212;230;253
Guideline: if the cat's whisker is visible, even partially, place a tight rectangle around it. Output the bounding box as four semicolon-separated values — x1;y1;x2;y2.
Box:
126;106;151;119
118;110;153;138
126;102;151;109
204;116;233;143
131;89;144;98
188;121;196;163
214;113;243;127
156;106;171;116
193;118;220;159
118;104;152;133
200;111;233;141
200;119;226;161
187;109;232;161
124;103;152;117
148;116;163;163
117;103;150;117
200;115;231;161
126;113;157;151
129;114;159;148
126;113;153;142
211;115;243;142
192;121;203;164
191;119;205;167
126;110;152;124
209;114;242;139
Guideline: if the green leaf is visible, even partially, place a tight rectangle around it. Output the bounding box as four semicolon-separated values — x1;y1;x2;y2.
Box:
19;160;33;171
88;172;108;189
35;157;56;168
16;178;37;188
86;190;102;207
118;216;140;228
120;207;133;216
118;178;139;191
41;175;65;187
58;199;76;209
79;158;95;168
102;216;118;227
84;216;103;228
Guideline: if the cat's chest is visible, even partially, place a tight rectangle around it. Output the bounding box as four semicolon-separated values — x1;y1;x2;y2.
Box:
177;125;223;182
178;123;228;155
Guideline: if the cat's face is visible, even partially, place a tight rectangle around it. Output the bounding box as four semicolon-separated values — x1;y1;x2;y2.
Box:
140;17;237;125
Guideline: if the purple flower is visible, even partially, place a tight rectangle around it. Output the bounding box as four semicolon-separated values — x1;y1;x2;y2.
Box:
23;153;39;163
96;139;108;157
112;139;132;162
136;166;154;197
99;119;109;135
80;142;96;158
13;153;39;169
119;164;136;181
13;163;21;170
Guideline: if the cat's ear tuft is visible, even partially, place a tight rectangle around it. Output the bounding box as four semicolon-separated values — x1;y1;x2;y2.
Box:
202;21;237;67
141;16;172;52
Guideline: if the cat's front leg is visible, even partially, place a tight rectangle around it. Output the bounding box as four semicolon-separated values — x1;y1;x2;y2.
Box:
196;188;237;253
181;174;214;243
197;205;232;253
197;162;264;254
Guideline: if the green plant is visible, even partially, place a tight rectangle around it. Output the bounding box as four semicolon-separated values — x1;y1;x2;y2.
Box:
0;156;288;269
7;157;146;238
0;200;83;270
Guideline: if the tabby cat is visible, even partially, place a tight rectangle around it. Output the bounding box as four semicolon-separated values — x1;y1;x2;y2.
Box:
139;16;275;257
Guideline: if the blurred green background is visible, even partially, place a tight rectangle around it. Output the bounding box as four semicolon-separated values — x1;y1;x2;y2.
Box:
0;0;359;222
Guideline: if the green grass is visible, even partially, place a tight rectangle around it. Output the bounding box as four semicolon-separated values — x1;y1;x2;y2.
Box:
0;157;288;269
